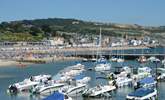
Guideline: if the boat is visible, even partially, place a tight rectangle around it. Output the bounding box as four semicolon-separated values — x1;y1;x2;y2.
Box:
53;63;85;82
95;62;111;71
133;67;152;80
31;80;65;95
82;85;116;97
8;74;52;93
148;56;160;63
94;28;111;71
73;73;91;84
43;91;72;100
116;77;133;88
162;59;165;67
115;66;132;87
109;56;118;62
134;77;156;89
126;88;157;100
157;68;165;80
59;83;87;96
117;58;124;63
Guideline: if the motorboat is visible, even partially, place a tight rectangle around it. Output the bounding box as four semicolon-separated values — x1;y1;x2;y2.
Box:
31;80;65;95
95;63;111;71
82;85;116;97
126;88;157;100
148;56;160;63
73;73;91;84
162;59;165;66
133;67;152;80
95;58;111;71
53;63;85;82
116;77;133;88
115;67;132;87
43;91;72;100
157;68;165;80
117;58;124;63
59;83;87;96
109;57;118;62
8;74;52;93
134;77;156;89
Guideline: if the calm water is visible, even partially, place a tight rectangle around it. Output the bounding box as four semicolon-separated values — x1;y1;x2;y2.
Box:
0;60;165;100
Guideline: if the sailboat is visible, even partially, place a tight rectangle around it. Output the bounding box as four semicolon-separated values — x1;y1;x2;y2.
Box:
94;27;111;71
117;36;125;63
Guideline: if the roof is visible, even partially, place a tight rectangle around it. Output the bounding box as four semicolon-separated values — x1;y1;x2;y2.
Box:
43;92;64;100
138;77;155;84
128;88;154;97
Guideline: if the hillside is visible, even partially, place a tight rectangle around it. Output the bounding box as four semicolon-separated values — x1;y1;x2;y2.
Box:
0;18;165;41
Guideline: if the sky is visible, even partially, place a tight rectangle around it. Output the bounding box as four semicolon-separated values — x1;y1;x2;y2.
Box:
0;0;165;26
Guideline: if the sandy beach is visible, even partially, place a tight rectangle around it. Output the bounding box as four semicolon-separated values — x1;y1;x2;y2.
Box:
0;60;19;67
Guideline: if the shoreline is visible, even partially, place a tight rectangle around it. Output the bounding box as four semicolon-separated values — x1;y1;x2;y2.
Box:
0;57;83;67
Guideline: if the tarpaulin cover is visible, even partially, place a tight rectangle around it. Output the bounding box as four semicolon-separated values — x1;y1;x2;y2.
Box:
128;88;154;97
43;92;64;100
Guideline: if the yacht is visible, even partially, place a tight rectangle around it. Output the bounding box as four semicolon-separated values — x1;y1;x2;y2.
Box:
59;83;87;96
148;56;160;62
133;67;152;80
126;88;157;100
109;56;118;62
8;74;51;93
117;58;124;63
73;74;91;84
31;80;65;95
134;77;156;89
53;63;85;82
95;62;111;71
116;77;133;88
82;85;116;97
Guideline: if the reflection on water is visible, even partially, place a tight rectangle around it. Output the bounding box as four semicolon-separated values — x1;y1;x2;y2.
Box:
0;60;165;100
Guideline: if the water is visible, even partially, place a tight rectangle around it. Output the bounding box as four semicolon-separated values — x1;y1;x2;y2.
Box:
0;59;165;100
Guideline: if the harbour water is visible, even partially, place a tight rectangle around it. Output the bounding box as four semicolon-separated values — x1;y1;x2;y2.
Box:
0;59;165;100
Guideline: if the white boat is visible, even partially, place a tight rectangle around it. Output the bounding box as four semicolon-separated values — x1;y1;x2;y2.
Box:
95;63;111;71
162;59;165;66
116;77;133;88
76;77;91;84
8;74;52;93
59;83;87;96
148;56;160;62
94;28;111;72
133;67;152;80
82;85;116;97
117;58;124;63
32;80;65;95
53;63;85;82
126;88;157;100
157;68;165;80
115;67;132;87
109;57;118;62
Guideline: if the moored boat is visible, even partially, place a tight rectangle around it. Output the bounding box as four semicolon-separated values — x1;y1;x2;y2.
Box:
82;85;116;97
31;80;65;95
126;88;157;100
59;83;87;96
8;74;52;93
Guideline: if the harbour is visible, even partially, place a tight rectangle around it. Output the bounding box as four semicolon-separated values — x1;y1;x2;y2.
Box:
0;48;165;100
